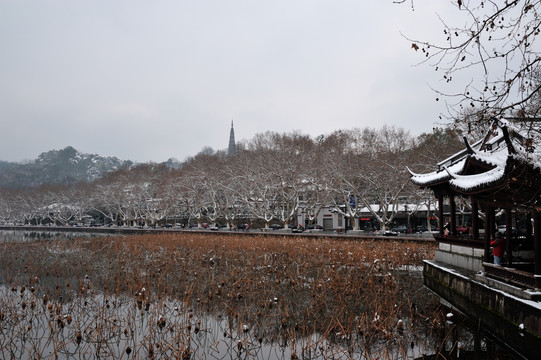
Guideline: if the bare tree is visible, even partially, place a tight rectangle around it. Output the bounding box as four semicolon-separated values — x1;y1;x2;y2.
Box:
404;1;541;127
231;132;308;229
91;168;142;226
235;140;280;229
358;127;415;230
91;181;121;225
320;127;415;231
42;186;75;226
177;162;212;228
0;188;17;225
266;132;313;228
408;127;465;172
196;161;229;227
316;130;363;230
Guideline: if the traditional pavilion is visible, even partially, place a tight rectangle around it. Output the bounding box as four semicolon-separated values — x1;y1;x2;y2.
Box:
408;118;541;356
409;118;541;288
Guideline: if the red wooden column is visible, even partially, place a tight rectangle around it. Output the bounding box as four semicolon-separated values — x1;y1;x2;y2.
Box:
471;198;479;239
484;205;494;263
505;207;513;265
534;208;541;289
449;195;457;236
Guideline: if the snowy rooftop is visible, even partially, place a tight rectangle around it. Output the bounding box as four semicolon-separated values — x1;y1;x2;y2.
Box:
410;119;541;193
408;158;467;187
505;119;541;171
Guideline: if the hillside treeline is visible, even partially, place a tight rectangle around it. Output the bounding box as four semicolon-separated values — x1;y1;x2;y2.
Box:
0;126;463;230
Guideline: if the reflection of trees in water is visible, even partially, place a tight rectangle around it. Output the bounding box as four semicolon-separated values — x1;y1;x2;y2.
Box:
0;230;105;242
0;232;484;358
0;230;67;242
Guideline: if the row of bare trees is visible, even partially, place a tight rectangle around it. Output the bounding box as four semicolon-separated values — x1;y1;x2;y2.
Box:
0;127;464;230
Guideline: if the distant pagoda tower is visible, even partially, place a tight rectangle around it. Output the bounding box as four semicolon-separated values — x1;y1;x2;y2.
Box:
228;120;236;156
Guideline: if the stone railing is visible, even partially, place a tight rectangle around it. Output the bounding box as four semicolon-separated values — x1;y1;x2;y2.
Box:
483;262;539;289
433;234;485;249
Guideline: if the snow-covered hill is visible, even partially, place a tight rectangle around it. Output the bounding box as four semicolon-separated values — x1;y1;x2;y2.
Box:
0;146;133;188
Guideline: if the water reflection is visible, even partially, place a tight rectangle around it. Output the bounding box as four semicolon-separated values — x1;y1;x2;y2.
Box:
0;285;519;360
0;231;521;359
0;285;432;359
0;229;107;243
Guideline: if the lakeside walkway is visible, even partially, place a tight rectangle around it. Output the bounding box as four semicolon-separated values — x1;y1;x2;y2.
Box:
0;225;437;243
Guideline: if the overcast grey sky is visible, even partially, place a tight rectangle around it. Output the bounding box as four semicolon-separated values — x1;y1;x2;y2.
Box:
0;0;456;163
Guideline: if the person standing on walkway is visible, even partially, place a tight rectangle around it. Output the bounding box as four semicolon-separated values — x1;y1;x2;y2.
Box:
490;231;505;265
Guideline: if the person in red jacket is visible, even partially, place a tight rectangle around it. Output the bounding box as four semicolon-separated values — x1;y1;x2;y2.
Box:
490;231;505;265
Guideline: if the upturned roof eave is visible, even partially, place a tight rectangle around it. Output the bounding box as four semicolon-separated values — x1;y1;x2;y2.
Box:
409;157;468;187
448;168;506;195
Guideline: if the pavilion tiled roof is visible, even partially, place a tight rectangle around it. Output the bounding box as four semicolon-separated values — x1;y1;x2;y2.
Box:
409;119;540;195
447;163;506;193
408;158;467;187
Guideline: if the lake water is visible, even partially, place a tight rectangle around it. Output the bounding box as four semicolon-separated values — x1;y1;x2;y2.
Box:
0;230;520;359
